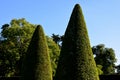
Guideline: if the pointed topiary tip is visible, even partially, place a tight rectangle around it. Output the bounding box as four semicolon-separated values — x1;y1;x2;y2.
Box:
36;25;44;31
75;4;80;6
75;4;84;11
37;25;42;28
75;3;81;8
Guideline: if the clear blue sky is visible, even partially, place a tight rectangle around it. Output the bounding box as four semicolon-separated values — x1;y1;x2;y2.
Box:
0;0;120;65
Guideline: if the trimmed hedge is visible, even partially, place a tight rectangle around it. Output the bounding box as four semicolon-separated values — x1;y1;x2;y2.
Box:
55;4;99;80
21;25;52;80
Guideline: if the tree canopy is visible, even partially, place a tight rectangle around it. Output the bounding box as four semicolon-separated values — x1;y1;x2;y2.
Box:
0;18;36;76
92;44;116;75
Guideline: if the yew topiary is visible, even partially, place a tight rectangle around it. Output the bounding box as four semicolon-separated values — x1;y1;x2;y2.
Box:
21;25;52;80
55;4;99;80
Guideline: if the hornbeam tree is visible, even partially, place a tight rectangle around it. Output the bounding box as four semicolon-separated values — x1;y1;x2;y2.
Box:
55;4;99;80
21;25;52;80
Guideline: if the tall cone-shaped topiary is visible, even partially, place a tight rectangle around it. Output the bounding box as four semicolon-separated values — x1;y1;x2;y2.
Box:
55;4;99;80
21;25;52;80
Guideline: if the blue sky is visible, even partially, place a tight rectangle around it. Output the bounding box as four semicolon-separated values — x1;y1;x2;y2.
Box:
0;0;120;65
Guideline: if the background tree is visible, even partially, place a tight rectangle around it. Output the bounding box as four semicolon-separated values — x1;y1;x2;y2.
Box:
55;4;99;80
51;34;63;47
0;18;35;76
0;40;20;76
51;34;61;44
1;24;9;32
115;64;120;74
21;25;52;80
92;44;116;75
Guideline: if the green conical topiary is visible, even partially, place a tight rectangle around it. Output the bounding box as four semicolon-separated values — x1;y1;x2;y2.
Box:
55;4;99;80
21;25;52;80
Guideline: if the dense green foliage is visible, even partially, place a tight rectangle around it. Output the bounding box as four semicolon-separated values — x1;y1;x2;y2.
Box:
0;19;60;77
0;5;118;79
46;36;60;77
97;65;103;75
0;18;36;76
52;34;117;75
21;25;52;80
92;44;116;75
55;4;99;80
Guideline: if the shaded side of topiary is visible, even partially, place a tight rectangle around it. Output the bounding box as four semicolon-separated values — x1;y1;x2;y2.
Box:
21;25;52;80
55;4;99;80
